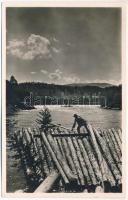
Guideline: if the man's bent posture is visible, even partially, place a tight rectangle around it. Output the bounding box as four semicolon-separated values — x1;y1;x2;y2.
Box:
72;114;88;134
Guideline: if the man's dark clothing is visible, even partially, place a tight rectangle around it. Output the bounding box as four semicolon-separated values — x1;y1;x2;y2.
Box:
72;116;87;134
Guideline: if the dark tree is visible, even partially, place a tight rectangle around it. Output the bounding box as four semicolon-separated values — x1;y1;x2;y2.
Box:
36;107;52;129
10;75;18;85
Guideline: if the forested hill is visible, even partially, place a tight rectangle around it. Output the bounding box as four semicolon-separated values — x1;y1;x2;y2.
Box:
6;76;122;109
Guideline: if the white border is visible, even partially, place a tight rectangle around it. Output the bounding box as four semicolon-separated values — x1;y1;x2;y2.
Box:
1;0;127;199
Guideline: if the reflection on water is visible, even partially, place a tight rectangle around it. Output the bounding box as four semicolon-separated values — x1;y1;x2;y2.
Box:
7;105;121;192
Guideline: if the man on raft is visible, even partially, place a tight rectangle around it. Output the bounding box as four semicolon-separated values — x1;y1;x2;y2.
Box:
71;114;88;134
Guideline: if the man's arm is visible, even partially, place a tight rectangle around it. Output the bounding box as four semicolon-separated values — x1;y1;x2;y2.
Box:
72;119;76;130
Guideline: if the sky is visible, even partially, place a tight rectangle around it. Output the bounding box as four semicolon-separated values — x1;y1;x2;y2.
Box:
6;7;121;85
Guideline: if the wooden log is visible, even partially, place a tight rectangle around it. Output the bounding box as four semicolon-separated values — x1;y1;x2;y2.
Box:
51;129;67;161
14;131;36;186
106;130;120;162
23;129;44;179
77;138;97;186
40;132;69;184
51;128;72;190
95;186;104;193
93;128;121;183
91;130;116;186
88;126;117;187
101;130;119;163
87;124;107;183
108;129;122;158
23;129;32;144
14;190;24;193
72;137;90;185
111;128;122;151
103;130;121;173
46;132;77;183
63;130;85;186
110;128;121;154
34;126;53;173
82;137;103;183
117;128;122;143
34;170;60;193
83;189;88;193
54;128;79;182
29;128;50;177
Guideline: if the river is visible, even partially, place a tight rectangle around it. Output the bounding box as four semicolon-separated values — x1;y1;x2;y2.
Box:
6;105;121;192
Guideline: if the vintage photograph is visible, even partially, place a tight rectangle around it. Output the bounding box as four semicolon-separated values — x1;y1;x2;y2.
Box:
5;4;123;194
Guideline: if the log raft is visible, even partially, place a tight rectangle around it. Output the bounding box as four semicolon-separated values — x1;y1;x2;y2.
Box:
13;123;122;193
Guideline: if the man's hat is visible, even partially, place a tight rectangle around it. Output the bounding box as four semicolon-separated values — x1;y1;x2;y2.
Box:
73;114;77;117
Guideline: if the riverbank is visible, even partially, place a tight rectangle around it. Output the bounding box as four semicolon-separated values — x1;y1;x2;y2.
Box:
101;106;121;110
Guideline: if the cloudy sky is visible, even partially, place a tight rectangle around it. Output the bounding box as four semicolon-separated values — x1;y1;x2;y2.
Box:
6;7;121;85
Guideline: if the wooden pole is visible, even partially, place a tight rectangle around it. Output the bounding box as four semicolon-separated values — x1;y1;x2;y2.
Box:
34;170;60;193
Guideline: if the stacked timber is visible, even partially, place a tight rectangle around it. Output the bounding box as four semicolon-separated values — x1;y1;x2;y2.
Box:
13;124;122;193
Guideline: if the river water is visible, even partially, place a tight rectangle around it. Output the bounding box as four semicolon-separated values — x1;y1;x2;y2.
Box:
7;105;121;192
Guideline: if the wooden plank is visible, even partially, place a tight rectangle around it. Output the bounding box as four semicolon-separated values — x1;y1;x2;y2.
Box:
34;170;60;193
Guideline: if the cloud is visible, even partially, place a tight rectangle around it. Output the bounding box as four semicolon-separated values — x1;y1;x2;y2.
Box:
63;75;80;84
7;40;25;58
48;70;80;84
7;39;25;49
7;34;52;60
40;69;48;74
48;68;62;82
89;79;121;85
52;47;61;53
53;37;59;43
30;71;36;74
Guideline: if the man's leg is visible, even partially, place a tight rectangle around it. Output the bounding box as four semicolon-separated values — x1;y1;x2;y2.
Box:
77;126;81;134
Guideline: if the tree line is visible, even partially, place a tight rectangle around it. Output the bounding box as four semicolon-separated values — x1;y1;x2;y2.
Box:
6;76;122;110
